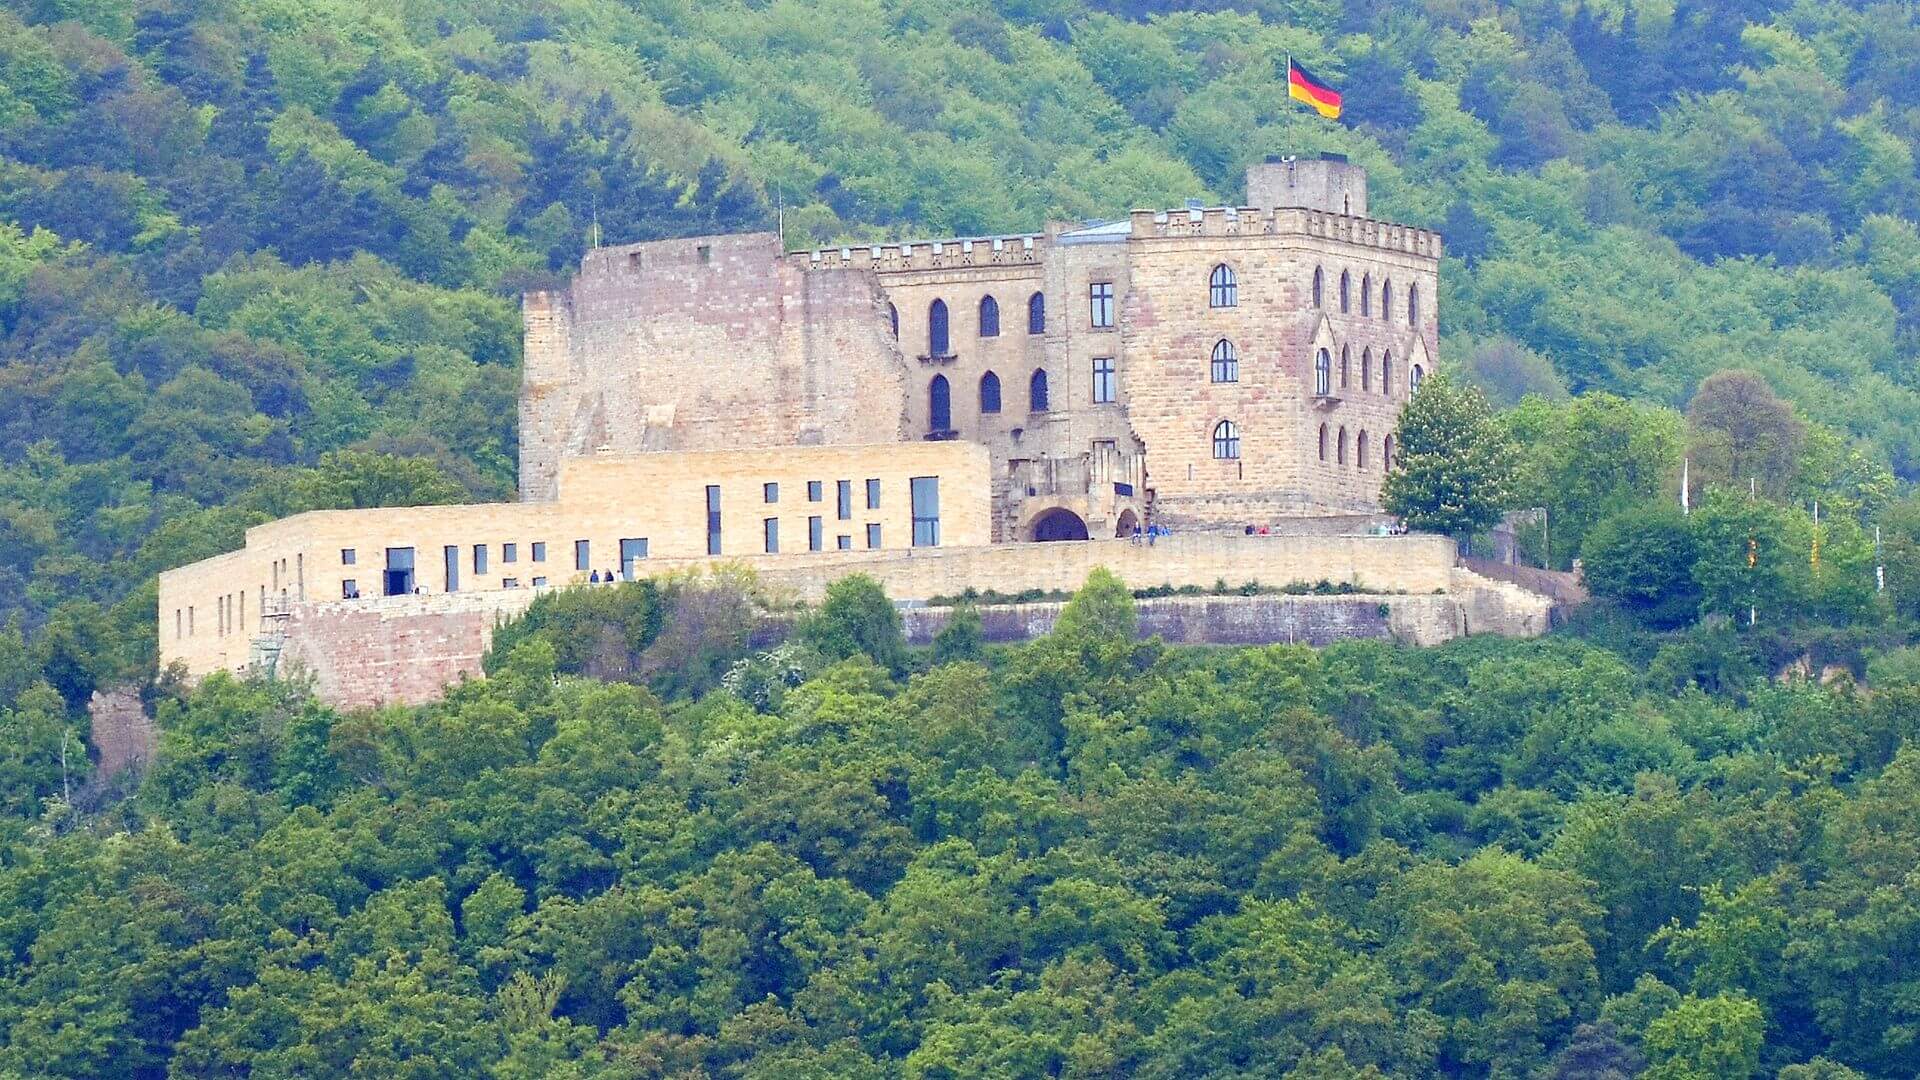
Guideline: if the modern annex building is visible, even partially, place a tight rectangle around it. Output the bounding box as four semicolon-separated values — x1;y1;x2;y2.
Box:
158;156;1519;707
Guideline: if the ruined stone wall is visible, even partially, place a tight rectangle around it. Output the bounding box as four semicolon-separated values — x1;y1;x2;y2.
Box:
901;593;1461;647
518;233;911;501
276;591;526;710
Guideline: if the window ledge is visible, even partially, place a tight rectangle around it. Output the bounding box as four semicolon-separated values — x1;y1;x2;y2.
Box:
924;429;960;441
918;353;958;365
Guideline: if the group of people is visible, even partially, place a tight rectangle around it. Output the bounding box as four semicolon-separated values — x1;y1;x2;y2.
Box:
586;570;623;583
1129;523;1172;545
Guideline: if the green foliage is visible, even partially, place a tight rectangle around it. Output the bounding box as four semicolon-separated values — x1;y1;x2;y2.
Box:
798;573;908;675
1383;371;1518;539
930;602;984;664
1582;502;1701;628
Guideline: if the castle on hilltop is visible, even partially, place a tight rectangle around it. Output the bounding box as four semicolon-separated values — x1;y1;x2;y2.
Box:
522;155;1440;540
156;155;1533;711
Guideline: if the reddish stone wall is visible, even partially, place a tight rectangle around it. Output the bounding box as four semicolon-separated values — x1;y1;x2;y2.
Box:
88;685;154;780
519;233;911;500
276;595;512;710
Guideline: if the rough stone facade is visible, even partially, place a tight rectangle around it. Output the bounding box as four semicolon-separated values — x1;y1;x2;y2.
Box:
528;155;1439;538
520;233;911;501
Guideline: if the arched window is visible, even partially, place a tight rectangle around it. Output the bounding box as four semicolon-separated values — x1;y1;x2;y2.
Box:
929;374;951;431
1028;291;1045;334
1319;423;1328;461
1211;339;1238;383
978;294;999;338
1213;420;1240;459
1382;352;1394;395
1383;279;1393;318
928;299;950;357
1361;347;1373;391
1357;430;1369;469
1384;434;1395;469
1337;426;1348;465
1411;363;1425;391
1029;368;1050;412
1312;266;1324;308
1314;348;1332;396
1340;270;1350;313
1409;283;1420;326
980;371;1001;414
888;302;899;339
1339;345;1350;389
1210;264;1237;308
1361;273;1371;316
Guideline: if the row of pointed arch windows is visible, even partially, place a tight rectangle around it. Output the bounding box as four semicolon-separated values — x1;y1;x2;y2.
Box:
892;293;1049;356
1311;267;1421;326
1316;346;1419;397
926;370;1050;430
1319;425;1395;469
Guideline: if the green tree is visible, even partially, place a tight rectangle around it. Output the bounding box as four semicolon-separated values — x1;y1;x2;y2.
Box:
1641;992;1765;1080
1581;502;1701;628
931;602;984;664
1382;371;1518;540
798;574;907;675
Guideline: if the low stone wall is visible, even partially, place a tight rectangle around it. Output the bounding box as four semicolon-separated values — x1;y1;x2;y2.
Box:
904;593;1456;648
246;534;1554;710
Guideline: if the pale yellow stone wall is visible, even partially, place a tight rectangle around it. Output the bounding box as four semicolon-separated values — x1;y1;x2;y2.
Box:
158;442;990;680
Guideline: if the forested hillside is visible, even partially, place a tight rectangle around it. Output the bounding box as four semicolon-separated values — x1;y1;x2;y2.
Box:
5;0;1920;1075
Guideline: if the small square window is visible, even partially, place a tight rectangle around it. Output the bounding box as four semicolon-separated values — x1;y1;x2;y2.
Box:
532;576;548;587
531;542;547;562
837;535;852;550
808;480;823;502
503;577;520;588
764;482;779;503
503;543;517;563
341;548;356;565
866;523;882;549
342;579;358;599
866;479;881;509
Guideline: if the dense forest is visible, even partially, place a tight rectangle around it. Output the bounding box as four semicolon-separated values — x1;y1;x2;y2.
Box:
4;0;1920;1074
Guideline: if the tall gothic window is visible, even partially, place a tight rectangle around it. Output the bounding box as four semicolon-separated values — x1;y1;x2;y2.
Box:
1211;340;1238;383
1319;423;1328;461
1029;368;1050;412
1315;348;1332;396
1312;266;1324;308
979;371;1001;413
1361;347;1373;391
1409;283;1420;326
928;299;949;357
1340;345;1350;388
888;302;898;339
1411;363;1425;392
1361;273;1371;316
929;374;951;431
978;294;999;337
1382;352;1394;395
1357;430;1369;469
1340;270;1350;313
1337;426;1348;465
1028;291;1045;334
1213;420;1240;459
1384;434;1395;469
1383;279;1393;318
1209;264;1237;307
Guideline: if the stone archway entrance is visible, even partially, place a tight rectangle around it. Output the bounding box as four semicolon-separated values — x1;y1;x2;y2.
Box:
1028;508;1090;542
1114;509;1140;537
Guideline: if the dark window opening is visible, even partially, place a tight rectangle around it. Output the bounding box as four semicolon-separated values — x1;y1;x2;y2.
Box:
866;523;882;549
384;547;415;597
1030;369;1050;412
620;538;648;580
707;485;722;555
764;518;779;554
574;540;590;572
930;374;952;432
445;546;461;592
928;299;950;357
1028;291;1045;334
980;370;1001;413
837;480;852;520
866;478;881;508
809;516;824;551
911;476;941;547
979;294;999;337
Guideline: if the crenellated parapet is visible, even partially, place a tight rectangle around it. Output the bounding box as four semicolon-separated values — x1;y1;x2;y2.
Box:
788;233;1048;274
1127;206;1442;260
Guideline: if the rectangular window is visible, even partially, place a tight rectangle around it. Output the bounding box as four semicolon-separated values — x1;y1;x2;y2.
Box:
503;542;517;563
531;542;547;562
764;518;779;553
502;577;520;588
808;480;823;502
532;576;548;587
866;478;881;509
1092;357;1117;403
341;548;356;565
342;579;358;599
707;485;723;555
1089;282;1114;328
189;606;194;635
764;482;779;503
619;538;648;580
445;546;460;592
838;535;852;550
175;609;182;639
866;523;882;549
574;539;590;572
474;544;488;575
911;476;941;547
837;480;852;520
809;515;824;552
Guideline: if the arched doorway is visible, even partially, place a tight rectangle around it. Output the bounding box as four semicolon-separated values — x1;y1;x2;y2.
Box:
1114;509;1140;537
1029;508;1089;542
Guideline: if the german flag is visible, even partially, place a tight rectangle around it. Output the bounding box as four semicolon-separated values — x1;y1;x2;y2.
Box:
1288;59;1342;120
